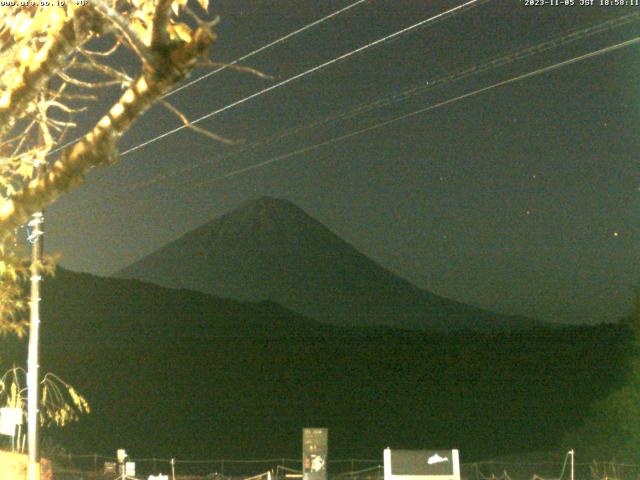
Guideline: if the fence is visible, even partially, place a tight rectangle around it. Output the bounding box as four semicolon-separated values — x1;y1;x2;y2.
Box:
47;454;640;480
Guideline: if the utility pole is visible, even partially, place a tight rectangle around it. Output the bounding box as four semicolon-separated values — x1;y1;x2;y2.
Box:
26;94;51;480
27;117;47;480
569;449;574;480
27;209;44;480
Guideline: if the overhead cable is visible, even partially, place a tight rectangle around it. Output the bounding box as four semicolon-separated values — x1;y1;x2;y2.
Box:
47;0;371;156
57;13;640;209
188;35;640;186
118;0;487;157
142;11;640;191
166;0;371;98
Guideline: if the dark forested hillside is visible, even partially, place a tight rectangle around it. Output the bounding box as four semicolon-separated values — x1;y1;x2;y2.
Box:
0;269;631;461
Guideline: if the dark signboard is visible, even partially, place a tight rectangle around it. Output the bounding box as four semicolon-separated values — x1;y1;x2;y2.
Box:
303;428;328;480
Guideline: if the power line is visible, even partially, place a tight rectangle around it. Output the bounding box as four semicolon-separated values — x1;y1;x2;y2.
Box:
134;11;637;193
53;13;639;213
166;0;371;98
47;0;371;157
118;0;488;157
363;11;639;118
185;35;640;187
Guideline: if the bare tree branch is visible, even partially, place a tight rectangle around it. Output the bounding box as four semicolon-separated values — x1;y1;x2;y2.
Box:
58;71;122;89
89;0;157;68
0;7;104;139
78;41;120;57
75;53;133;85
198;60;273;80
185;8;220;29
0;26;216;236
160;99;237;145
151;0;173;48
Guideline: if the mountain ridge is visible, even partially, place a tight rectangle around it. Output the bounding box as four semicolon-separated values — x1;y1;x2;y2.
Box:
115;196;544;331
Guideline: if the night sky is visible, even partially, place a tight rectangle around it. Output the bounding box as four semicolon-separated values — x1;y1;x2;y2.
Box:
43;0;638;325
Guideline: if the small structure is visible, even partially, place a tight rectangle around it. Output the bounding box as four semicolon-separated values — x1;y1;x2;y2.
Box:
383;449;460;480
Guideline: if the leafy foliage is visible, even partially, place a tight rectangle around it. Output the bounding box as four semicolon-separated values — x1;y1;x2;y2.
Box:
0;366;89;429
0;0;220;336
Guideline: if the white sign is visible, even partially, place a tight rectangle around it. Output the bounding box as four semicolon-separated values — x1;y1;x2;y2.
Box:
383;449;460;480
126;462;136;476
0;408;22;436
